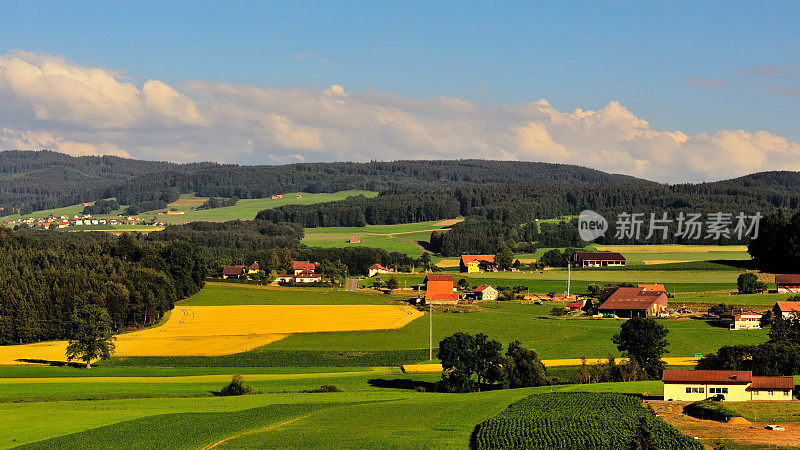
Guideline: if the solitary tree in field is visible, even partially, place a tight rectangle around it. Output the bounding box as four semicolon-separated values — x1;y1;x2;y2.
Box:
612;317;669;379
737;273;766;294
385;276;399;292
66;304;116;368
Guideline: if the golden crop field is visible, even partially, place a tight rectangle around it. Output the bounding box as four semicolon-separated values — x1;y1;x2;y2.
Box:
0;305;422;364
401;357;700;373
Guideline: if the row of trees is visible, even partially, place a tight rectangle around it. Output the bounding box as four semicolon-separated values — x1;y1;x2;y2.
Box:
437;318;670;392
0;229;206;344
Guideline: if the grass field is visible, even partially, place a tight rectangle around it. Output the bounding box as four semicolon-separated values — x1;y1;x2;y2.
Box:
2;378;662;448
1;190;376;226
152;191;378;224
302;219;462;258
0;276;786;448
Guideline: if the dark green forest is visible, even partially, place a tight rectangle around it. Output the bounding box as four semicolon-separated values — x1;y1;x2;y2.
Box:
0;229;205;345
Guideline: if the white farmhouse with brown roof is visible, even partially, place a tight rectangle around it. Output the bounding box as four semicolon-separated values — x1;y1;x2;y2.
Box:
663;370;794;402
572;251;626;268
773;301;800;319
776;274;800;293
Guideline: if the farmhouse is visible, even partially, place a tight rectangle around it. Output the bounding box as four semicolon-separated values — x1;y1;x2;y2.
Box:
293;261;320;275
459;255;497;273
775;274;800;293
572;251;626;268
473;285;498;301
597;286;668;318
349;235;361;244
221;265;246;279
424;274;458;305
248;261;260;274
663;370;795;402
773;301;800;319
368;263;393;277
720;309;762;330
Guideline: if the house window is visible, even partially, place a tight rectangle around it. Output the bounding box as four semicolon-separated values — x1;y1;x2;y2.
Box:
784;391;790;396
754;391;759;396
709;388;728;394
769;391;774;396
690;387;704;394
686;387;692;394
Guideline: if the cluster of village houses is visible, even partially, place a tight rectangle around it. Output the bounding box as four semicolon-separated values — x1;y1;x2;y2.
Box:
3;214;160;229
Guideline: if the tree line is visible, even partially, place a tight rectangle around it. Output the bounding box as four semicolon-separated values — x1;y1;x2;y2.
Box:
0;229;205;345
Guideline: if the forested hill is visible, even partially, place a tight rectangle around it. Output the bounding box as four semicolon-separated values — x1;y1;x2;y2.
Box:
4;150;800;216
0;153;645;214
0;151;211;214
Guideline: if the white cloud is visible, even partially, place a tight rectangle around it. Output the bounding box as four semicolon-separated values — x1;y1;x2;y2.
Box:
1;51;800;182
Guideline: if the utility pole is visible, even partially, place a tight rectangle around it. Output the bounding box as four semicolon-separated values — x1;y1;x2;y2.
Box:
429;300;433;361
566;258;571;299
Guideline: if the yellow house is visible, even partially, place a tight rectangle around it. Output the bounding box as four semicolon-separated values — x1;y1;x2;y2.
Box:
663;370;794;402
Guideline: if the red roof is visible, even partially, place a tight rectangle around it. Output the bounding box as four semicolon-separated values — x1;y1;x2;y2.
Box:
775;301;800;313
474;285;493;292
425;275;454;282
598;287;667;311
222;265;246;276
249;261;260;270
750;376;795;390
369;263;388;270
574;251;626;262
460;255;496;265
566;301;584;308
775;274;800;285
662;370;752;384
293;261;318;272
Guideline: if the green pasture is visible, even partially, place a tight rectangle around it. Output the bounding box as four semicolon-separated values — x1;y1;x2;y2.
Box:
672;292;798;309
152;191;378;224
4;380;660;449
302;220;460;258
180;282;403;306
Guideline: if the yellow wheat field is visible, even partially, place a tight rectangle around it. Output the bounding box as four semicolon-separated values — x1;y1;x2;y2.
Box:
0;305;422;364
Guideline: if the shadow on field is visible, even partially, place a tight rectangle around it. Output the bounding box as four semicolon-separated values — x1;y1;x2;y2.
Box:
368;378;438;392
17;358;85;368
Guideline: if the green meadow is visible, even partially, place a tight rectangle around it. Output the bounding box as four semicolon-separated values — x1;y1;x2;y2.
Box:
302;220;461;257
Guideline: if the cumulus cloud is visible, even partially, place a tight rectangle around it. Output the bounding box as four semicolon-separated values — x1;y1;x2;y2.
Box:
1;51;800;182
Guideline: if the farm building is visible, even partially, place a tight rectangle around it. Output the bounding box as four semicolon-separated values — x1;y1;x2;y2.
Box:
775;274;800;293
566;299;586;312
277;271;323;283
773;301;800;319
459;255;497;273
597;286;667;318
572;251;626;268
248;261;261;273
222;265;246;279
638;284;666;293
720;309;762;330
368;263;393;277
473;285;498;301
349;235;361;244
663;370;794;402
424;274;458;305
292;261;319;275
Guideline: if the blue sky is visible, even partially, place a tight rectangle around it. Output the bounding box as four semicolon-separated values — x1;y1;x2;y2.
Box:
0;1;798;181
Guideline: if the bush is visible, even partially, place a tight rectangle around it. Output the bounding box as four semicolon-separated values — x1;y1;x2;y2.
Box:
302;384;343;393
549;306;567;316
683;399;741;422
218;374;257;396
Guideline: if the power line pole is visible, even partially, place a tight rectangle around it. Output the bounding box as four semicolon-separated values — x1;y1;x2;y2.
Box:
429;300;433;361
566;258;571;299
